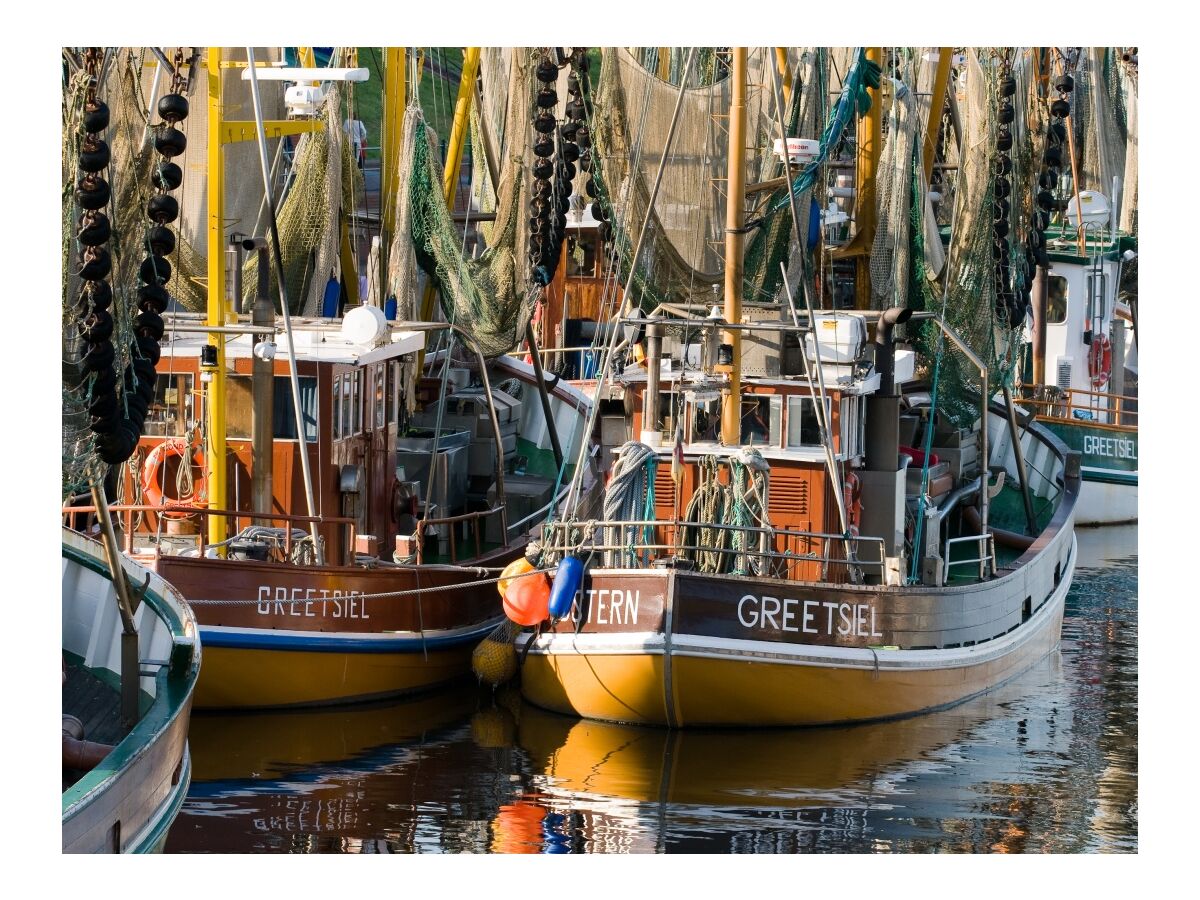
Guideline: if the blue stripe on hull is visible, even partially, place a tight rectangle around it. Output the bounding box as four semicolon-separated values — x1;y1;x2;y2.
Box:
199;620;502;653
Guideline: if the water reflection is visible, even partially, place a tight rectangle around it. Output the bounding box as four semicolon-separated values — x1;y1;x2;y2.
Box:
168;527;1136;853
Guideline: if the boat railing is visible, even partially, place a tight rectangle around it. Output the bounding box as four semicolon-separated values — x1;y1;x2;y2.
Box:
540;518;887;582
416;506;506;564
943;533;997;584
1015;384;1138;429
61;503;358;565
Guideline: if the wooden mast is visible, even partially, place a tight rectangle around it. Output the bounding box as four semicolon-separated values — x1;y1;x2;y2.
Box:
720;48;747;445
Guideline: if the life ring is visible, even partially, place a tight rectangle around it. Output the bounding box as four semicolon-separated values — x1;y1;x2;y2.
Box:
141;438;206;519
1088;334;1112;389
843;471;863;536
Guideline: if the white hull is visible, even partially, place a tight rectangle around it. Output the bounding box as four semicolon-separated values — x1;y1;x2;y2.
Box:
1076;475;1137;526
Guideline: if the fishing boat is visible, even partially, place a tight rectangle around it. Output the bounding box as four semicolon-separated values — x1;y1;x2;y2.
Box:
1011;50;1138;525
62;525;200;852
62;47;598;709
506;47;1086;727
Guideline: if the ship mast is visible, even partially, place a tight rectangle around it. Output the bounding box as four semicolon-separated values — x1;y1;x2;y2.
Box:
719;48;747;445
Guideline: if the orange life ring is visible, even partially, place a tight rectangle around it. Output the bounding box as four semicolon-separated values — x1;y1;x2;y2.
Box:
1088;334;1112;389
141;438;206;519
843;471;863;534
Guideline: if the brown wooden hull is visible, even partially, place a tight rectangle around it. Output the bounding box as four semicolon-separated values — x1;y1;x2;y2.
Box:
146;552;513;708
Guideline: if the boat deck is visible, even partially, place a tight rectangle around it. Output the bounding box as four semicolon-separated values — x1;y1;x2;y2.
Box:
62;663;127;791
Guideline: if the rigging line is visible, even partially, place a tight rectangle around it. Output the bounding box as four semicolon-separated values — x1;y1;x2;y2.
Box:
563;46;699;519
245;47;323;563
769;60;855;565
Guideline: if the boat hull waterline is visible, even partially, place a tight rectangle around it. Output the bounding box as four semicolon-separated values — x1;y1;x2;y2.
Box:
520;537;1075;728
147;553;512;708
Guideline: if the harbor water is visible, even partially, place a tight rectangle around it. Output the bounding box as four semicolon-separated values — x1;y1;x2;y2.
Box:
166;526;1137;854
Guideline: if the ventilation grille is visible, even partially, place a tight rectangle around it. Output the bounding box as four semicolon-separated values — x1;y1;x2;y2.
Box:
653;466;676;513
1055;357;1073;390
769;477;809;518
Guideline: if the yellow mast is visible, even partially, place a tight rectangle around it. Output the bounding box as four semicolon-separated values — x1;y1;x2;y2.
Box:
720;48;747;445
854;46;882;309
923;47;953;184
774;48;792;107
204;48;326;548
205;47;228;548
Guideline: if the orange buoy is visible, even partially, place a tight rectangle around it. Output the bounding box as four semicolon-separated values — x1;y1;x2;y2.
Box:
497;556;535;598
503;571;551;626
141;438;206;519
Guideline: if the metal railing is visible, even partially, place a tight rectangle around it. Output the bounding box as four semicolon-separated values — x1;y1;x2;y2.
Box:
540;518;886;583
944;533;996;584
61;503;356;565
1016;385;1138;428
415;506;506;564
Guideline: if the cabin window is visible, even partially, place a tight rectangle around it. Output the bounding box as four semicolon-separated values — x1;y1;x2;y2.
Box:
145;373;193;437
690;397;721;442
740;396;780;447
1047;276;1068;324
566;232;600;278
340;373;353;438
351;370;363;435
374;365;386;430
387;360;399;426
786;396;828;449
225;376;317;442
333;374;343;440
840;394;866;459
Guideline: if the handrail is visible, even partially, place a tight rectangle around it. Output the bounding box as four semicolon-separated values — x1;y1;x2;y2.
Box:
61;503;355;563
1015;385;1138;426
540;518;887;580
944;533;996;584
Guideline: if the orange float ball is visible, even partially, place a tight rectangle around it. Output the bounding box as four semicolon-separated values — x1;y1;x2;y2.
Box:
497;556;535;597
503;571;551;626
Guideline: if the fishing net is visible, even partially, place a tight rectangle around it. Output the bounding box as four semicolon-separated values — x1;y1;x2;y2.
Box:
240;80;354;315
386;48;534;360
910;49;1025;427
869;51;922;309
586;47;793;309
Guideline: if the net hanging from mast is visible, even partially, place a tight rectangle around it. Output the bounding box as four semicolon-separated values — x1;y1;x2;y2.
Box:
386;48;535;361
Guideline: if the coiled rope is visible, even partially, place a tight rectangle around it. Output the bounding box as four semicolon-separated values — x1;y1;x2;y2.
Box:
677;455;729;573
602;441;657;567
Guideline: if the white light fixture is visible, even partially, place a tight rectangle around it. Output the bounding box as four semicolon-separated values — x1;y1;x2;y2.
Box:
253;340;278;361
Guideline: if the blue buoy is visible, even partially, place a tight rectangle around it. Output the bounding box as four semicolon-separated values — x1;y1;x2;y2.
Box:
807;196;821;250
384;295;397;320
548;556;583;619
320;273;340;318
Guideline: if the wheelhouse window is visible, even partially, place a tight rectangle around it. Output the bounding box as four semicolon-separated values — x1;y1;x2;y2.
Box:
786;395;828;449
351;369;363;435
1046;276;1068;324
226;376;317;441
840;394;866;459
145;373;193;437
374;364;386;430
740;396;781;447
